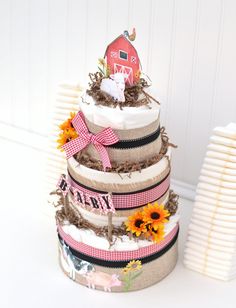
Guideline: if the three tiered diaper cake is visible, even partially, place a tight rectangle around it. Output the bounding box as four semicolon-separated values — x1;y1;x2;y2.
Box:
53;29;180;292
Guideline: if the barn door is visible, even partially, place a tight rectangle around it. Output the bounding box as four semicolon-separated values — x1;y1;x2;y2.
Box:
114;64;133;85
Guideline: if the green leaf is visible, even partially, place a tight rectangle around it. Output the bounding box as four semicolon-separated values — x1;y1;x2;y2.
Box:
122;276;129;283
98;66;105;76
130;271;143;280
123;281;131;292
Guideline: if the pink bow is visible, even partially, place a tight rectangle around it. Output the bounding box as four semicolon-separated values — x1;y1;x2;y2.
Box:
62;111;119;171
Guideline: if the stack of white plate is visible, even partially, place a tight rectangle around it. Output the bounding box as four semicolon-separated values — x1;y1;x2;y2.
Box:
184;123;236;281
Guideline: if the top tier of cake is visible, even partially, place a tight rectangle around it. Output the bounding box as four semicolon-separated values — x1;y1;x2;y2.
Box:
69;30;165;168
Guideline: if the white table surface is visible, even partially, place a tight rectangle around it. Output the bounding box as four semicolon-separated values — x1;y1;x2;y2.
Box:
1;139;235;308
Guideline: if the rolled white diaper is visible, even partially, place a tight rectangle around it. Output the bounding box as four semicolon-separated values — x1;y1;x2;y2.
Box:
184;246;236;267
197;182;236;197
188;222;236;242
207;143;236;156
184;250;236;272
201;167;236;182
206;150;236;163
199;175;236;189
210;135;236;148
196;187;236;202
185;241;236;261
186;234;236;254
188;229;236;248
184;258;236;281
191;217;236;235
204;157;236;170
213;123;236;140
195;195;236;210
193;206;236;222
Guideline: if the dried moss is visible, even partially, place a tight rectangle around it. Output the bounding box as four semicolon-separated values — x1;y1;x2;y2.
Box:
86;71;159;109
76;127;177;173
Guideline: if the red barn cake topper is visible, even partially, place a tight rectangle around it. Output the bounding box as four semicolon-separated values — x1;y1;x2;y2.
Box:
104;28;141;86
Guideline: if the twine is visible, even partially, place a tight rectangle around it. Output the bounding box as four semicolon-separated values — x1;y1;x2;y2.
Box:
165;190;179;216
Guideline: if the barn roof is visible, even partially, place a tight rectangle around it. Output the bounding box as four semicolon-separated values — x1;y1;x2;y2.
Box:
104;34;141;66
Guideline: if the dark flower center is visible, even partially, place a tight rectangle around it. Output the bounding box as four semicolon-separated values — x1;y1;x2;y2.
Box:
151;212;160;220
135;219;143;228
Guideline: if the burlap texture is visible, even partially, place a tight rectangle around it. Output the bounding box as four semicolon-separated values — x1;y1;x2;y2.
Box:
68;159;170;193
58;239;178;292
83;115;162;164
85;117;160;140
84;137;162;164
68;188;170;219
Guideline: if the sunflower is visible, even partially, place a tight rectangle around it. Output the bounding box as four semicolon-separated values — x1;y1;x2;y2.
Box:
59;112;76;130
57;128;78;150
145;224;165;243
57;132;68;149
57;112;78;150
59;118;71;131
122;267;130;274
143;203;170;230
122;260;142;274
125;211;146;236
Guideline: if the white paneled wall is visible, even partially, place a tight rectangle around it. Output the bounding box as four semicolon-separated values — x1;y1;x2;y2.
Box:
0;0;236;188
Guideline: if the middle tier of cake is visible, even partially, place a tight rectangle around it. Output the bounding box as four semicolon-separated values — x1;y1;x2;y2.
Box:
66;147;178;227
77;92;162;166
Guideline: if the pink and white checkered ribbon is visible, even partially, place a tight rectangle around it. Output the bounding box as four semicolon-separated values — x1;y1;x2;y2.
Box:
68;173;170;209
58;224;178;261
62;111;119;171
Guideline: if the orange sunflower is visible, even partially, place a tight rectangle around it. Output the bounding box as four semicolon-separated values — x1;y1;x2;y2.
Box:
59;112;76;130
145;224;165;243
57;112;78;150
122;260;142;274
143;203;170;230
57;128;78;149
125;211;147;237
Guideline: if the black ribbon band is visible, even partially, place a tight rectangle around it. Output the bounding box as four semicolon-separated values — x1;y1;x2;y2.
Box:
68;169;170;196
108;126;161;149
58;226;179;268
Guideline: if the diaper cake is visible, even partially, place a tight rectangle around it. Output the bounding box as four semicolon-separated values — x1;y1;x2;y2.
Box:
52;29;180;292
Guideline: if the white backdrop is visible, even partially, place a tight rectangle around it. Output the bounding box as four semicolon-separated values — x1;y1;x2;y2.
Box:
0;0;236;189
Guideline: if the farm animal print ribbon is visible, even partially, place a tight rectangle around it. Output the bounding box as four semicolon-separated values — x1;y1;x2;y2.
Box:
62;111;119;170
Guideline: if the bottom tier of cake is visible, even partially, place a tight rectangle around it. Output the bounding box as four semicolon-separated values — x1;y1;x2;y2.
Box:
57;224;179;292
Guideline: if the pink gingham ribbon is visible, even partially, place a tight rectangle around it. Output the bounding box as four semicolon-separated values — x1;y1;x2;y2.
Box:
62;111;119;170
